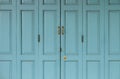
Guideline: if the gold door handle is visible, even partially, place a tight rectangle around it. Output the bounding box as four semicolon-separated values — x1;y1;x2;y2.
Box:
58;26;61;35
64;56;67;61
62;26;64;35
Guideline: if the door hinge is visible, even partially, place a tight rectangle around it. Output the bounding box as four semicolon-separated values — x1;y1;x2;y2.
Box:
38;34;40;43
81;35;84;43
60;48;62;52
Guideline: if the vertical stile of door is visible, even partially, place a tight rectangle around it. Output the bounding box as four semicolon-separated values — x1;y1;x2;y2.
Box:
105;0;120;79
61;0;83;79
83;0;105;79
38;0;60;79
16;0;39;79
0;0;17;79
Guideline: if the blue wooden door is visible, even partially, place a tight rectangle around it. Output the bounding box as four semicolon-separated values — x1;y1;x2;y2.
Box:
105;0;120;79
61;0;82;79
0;0;17;79
82;0;120;79
17;0;39;79
39;0;60;79
83;0;105;79
0;0;120;79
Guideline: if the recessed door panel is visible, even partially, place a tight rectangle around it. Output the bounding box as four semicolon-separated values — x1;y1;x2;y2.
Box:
21;0;34;4
21;10;35;55
0;0;11;4
86;61;100;79
43;0;56;5
109;0;120;5
108;11;120;55
0;61;12;79
43;61;57;79
86;0;100;5
64;0;78;5
21;61;35;79
65;61;78;79
109;61;120;79
43;10;58;55
86;11;100;55
0;11;12;53
65;10;79;55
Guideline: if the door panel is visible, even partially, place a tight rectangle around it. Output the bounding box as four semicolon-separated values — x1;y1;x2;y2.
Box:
0;10;12;53
21;0;34;4
109;0;120;4
61;0;82;79
86;11;100;55
86;0;99;5
21;10;35;54
64;0;78;5
43;61;57;79
0;61;12;79
65;11;79;55
21;61;35;79
109;61;120;79
0;0;11;4
43;0;56;5
86;61;100;79
83;0;104;79
65;61;78;79
109;11;120;55
43;10;58;55
105;0;120;79
17;0;38;79
39;0;60;79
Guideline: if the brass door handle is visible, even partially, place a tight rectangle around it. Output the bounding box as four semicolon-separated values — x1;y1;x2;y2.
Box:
58;26;64;35
64;56;67;61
